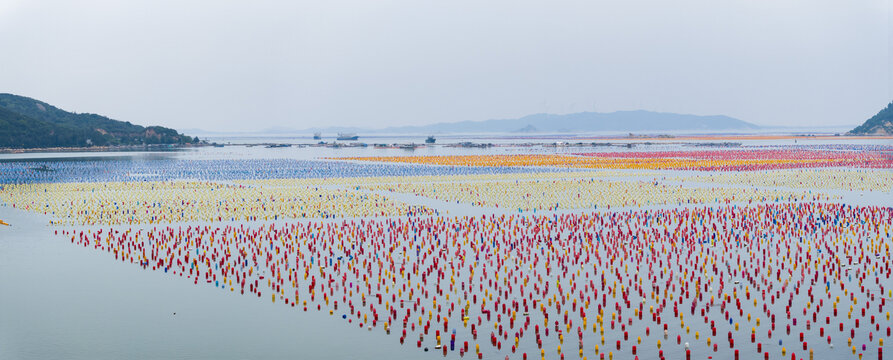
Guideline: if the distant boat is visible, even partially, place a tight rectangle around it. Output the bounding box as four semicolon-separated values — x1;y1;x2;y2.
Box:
30;165;55;172
312;132;322;140
425;135;436;144
337;133;359;141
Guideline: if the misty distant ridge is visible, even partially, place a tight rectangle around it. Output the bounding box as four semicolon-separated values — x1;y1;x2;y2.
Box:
188;110;762;135
379;111;759;134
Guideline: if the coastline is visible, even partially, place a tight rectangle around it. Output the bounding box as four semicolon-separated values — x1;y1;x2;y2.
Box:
1;133;890;155
0;143;204;155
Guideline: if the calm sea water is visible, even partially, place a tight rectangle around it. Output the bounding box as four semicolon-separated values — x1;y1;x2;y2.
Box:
1;137;890;359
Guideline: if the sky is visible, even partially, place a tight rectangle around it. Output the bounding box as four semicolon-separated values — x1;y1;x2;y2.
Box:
0;0;890;132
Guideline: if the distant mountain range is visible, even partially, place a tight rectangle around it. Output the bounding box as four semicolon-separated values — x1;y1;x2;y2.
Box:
848;101;893;135
379;111;760;134
187;110;762;135
0;94;197;149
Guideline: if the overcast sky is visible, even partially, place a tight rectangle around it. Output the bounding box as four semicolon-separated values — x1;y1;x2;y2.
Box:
1;0;890;132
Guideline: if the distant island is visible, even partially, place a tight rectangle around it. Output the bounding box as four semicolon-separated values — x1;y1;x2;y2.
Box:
206;110;760;135
848;101;893;136
0;93;197;149
381;110;761;134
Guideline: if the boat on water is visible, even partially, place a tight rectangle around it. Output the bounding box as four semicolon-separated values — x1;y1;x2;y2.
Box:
337;132;359;141
425;135;436;144
30;165;55;172
399;143;422;150
312;132;322;140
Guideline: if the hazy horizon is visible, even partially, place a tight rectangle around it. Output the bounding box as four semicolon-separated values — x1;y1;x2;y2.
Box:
1;0;890;132
177;109;857;135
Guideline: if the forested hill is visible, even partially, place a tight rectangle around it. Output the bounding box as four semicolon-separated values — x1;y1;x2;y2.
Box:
848;101;893;135
0;93;197;149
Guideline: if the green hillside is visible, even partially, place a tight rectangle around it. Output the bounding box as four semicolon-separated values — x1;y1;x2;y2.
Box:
0;93;197;149
848;101;893;135
0;107;93;148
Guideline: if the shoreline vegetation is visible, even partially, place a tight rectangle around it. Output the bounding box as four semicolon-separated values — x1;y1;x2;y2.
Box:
0;93;197;149
0;143;205;154
847;101;893;136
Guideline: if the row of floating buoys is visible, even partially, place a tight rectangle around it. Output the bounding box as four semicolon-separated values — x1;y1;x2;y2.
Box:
357;176;834;211
575;148;893;171
54;202;890;359
667;169;893;193
338;147;893;171
0;180;438;225
0;158;541;185
6;166;876;225
2;170;647;226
